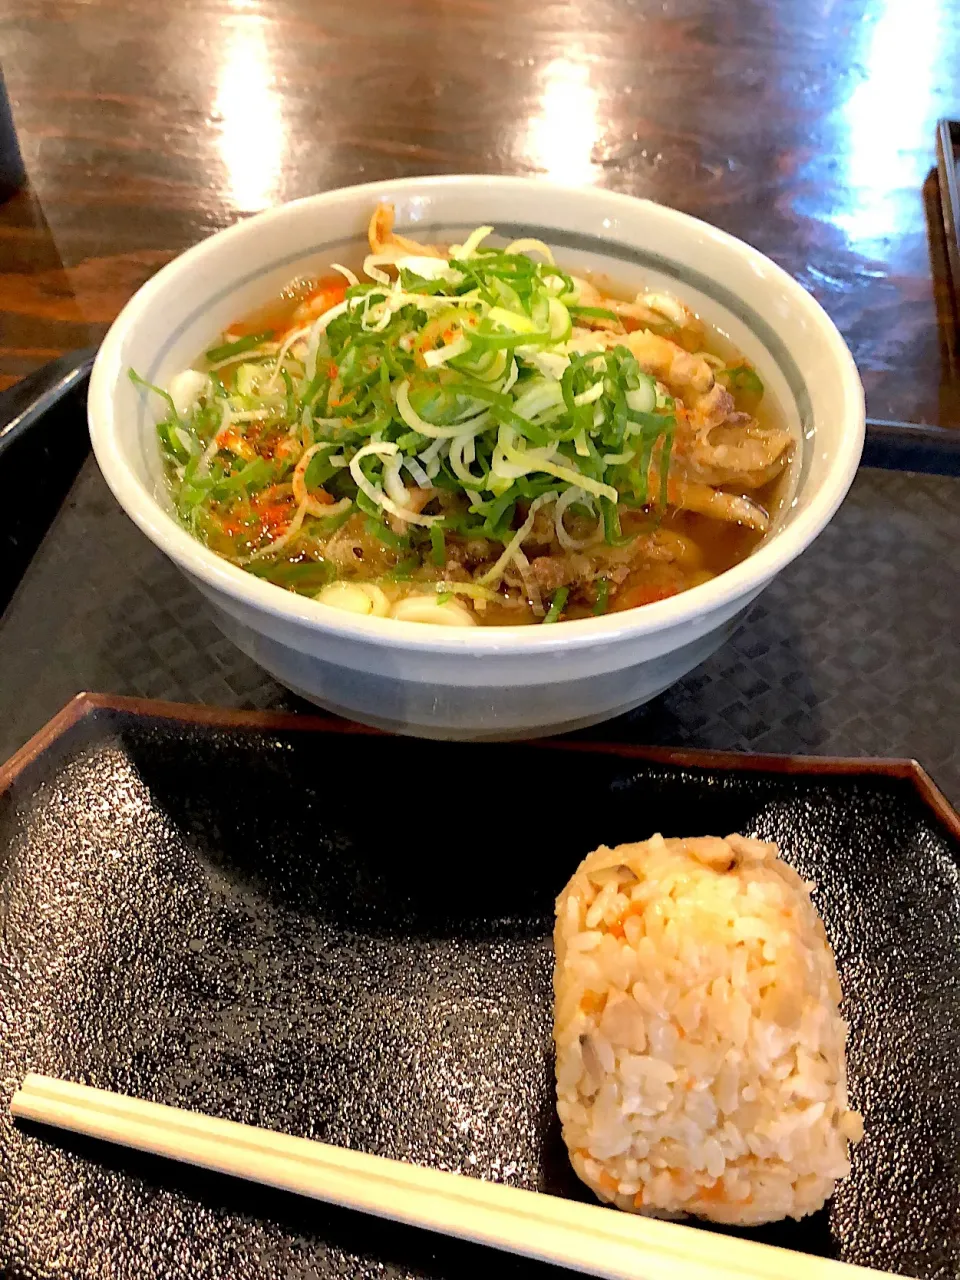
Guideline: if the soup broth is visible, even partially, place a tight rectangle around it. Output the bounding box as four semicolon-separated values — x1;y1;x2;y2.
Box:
143;205;797;627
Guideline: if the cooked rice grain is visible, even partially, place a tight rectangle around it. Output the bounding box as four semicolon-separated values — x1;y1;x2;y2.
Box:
553;833;862;1225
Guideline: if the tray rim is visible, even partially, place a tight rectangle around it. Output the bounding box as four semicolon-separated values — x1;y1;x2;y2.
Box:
1;692;957;843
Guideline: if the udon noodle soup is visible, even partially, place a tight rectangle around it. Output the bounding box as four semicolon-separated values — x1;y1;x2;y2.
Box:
137;205;797;626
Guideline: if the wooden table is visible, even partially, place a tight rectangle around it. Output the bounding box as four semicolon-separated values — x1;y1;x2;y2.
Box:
1;0;960;425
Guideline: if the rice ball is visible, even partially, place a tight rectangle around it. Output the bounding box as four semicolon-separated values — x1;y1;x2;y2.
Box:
553;833;862;1225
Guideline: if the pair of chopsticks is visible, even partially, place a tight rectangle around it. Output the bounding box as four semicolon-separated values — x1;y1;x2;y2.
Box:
11;1074;893;1280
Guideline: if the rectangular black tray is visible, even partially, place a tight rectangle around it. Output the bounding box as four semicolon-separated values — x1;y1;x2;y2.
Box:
0;351;93;614
2;697;960;1279
0;357;958;803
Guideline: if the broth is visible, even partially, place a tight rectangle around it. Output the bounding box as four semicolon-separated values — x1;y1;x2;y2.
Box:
148;206;797;627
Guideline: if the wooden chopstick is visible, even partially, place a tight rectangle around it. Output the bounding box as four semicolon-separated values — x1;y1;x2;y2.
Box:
11;1074;894;1280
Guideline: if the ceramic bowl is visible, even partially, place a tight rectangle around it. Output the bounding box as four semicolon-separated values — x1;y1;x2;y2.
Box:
88;175;864;739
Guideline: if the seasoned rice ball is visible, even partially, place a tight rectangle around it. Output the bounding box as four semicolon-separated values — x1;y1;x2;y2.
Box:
553;833;862;1225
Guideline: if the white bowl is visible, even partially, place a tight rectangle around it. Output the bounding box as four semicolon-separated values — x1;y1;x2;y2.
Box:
88;176;864;740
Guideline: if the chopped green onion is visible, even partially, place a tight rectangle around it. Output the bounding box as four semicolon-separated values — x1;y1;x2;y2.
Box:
129;368;180;422
429;525;446;567
600;496;633;546
593;577;610;615
211;457;274;497
362;513;409;550
570;306;619;321
718;363;764;396
543;587;569;624
281;367;296;423
386;554;420;580
205;331;274;363
658;429;674;510
247;559;335;594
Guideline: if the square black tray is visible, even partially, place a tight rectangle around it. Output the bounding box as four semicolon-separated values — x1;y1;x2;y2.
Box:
2;697;960;1279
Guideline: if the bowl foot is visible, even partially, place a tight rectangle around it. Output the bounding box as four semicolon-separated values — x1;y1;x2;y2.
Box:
204;603;744;741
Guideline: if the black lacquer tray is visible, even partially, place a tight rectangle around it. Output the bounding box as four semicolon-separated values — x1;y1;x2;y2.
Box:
2;696;960;1280
1;362;959;796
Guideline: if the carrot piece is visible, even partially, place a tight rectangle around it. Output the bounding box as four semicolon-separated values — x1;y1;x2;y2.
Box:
303;278;348;315
606;900;644;937
695;1180;727;1203
579;990;607;1015
615;582;682;612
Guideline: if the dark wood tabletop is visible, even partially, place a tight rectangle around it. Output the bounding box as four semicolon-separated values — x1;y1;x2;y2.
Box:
1;0;959;424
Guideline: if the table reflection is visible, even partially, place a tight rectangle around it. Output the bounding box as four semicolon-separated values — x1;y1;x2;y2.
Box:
1;0;959;424
523;57;601;185
836;0;944;250
213;11;287;214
